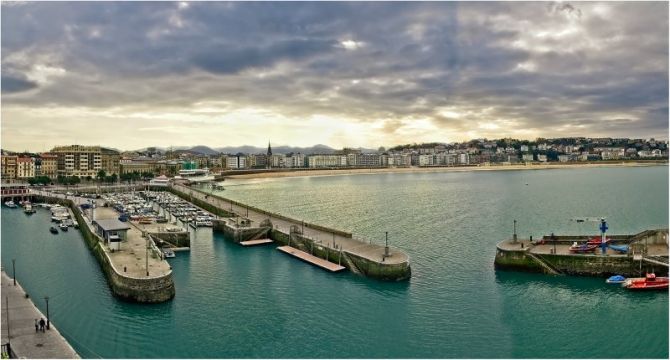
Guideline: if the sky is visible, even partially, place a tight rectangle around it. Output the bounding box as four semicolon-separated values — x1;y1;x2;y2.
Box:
1;1;668;152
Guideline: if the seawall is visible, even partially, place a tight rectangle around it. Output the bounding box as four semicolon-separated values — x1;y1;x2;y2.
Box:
34;195;175;303
495;230;669;277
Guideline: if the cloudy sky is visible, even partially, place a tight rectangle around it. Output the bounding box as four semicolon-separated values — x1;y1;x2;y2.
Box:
1;1;668;152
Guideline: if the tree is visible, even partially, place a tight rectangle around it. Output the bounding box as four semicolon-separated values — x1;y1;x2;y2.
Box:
85;176;92;182
96;170;106;182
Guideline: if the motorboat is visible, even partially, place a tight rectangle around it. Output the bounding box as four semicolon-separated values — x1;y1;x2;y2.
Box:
59;223;69;231
24;203;36;214
4;200;17;208
607;244;629;254
568;242;598;253
49;226;59;234
606;275;626;284
162;247;176;258
623;273;669;291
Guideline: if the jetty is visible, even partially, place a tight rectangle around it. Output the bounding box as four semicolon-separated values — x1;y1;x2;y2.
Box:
26;189;176;303
169;183;411;280
495;229;669;277
1;271;79;359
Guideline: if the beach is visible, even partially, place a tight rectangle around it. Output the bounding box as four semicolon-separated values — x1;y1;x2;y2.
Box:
223;161;668;180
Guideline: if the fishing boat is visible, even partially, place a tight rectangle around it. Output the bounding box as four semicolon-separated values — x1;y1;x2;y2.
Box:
623;273;669;291
568;242;598;253
49;226;59;234
606;275;626;284
59;223;69;231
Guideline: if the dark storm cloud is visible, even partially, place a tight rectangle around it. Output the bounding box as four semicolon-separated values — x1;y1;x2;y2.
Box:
1;74;37;93
1;1;668;142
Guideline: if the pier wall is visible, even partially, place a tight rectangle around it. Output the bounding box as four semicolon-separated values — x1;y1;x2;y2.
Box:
34;195;175;303
268;229;412;280
495;246;668;277
149;231;190;248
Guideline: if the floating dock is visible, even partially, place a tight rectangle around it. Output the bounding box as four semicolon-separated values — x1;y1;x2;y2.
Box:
277;246;346;272
240;239;274;246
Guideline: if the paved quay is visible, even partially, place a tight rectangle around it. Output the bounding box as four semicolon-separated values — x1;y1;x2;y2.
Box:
1;271;79;359
175;184;410;265
94;206;172;278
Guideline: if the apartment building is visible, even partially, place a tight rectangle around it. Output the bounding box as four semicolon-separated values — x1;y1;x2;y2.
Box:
39;153;58;177
16;157;35;179
51;145;120;177
307;154;347;168
1;155;17;180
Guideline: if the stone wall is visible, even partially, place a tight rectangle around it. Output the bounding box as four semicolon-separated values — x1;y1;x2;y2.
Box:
268;229;411;281
150;231;190;248
495;246;668;277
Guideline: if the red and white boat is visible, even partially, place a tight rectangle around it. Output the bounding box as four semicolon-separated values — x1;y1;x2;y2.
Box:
569;242;598;253
623;273;669;291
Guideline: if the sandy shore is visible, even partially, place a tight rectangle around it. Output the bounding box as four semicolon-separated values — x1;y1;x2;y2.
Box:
224;161;667;180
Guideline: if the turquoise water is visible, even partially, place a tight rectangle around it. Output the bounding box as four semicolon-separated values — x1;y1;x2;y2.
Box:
1;166;668;358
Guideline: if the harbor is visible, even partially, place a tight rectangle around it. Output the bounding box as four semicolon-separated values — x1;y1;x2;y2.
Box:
0;166;667;358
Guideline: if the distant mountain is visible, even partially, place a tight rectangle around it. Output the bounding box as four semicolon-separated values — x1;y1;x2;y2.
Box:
131;144;379;155
215;144;339;155
185;145;219;155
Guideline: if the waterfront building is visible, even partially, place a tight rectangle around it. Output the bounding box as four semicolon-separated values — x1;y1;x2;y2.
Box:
286;153;305;168
1;155;18;180
357;153;381;167
458;153;470;165
119;158;157;175
558;155;571;162
307;154;347;168
522;154;534;162
39;153;58;177
51;145;120;177
248;154;267;168
537;154;548;162
227;153;247;169
419;154;434;166
270;154;286;168
16;157;35;179
0;182;29;197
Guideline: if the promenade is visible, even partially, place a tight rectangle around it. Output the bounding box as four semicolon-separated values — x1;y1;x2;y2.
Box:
0;271;79;359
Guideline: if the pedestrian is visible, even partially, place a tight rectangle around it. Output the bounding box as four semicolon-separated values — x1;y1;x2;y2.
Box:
39;318;45;332
34;319;39;332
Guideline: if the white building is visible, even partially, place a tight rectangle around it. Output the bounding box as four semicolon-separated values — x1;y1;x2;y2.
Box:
226;155;247;169
308;155;347;168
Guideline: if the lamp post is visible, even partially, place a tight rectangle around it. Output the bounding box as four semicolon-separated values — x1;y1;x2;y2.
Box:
12;259;16;286
44;296;50;330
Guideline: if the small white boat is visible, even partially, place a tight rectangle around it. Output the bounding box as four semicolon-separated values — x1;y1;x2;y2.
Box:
162;247;176;258
59;223;69;231
4;201;17;208
24;203;36;214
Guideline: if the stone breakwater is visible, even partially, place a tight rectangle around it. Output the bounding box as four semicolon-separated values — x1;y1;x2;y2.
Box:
170;185;412;281
494;229;669;277
34;195;175;303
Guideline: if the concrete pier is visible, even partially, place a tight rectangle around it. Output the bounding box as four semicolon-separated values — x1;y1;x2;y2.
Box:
30;189;175;303
171;184;411;280
495;229;669;277
1;271;79;359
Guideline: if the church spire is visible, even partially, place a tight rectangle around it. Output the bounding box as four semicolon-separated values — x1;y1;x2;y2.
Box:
267;141;272;156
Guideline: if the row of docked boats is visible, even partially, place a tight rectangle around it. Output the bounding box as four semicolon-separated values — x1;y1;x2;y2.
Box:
606;273;668;291
102;191;215;228
141;191;215;227
568;236;629;254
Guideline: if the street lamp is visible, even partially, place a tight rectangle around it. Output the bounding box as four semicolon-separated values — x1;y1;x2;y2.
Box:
12;259;16;286
44;296;50;330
